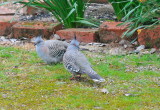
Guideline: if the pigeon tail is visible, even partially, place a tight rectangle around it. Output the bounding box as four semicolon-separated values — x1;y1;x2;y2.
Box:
87;70;105;83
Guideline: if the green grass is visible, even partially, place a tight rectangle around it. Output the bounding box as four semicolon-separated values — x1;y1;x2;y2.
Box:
0;46;159;110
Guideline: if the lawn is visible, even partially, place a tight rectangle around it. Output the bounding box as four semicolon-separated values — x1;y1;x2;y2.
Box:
0;46;159;110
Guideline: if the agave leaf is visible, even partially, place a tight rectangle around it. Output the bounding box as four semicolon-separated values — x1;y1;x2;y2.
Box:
66;8;76;20
75;19;99;27
123;5;141;20
125;26;145;37
0;0;97;28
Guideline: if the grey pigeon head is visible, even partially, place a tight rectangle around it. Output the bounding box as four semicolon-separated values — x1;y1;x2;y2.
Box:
67;35;80;50
70;35;80;47
34;35;44;46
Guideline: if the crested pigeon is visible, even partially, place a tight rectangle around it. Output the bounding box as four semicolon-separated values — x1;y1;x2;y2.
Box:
63;36;105;82
34;35;68;64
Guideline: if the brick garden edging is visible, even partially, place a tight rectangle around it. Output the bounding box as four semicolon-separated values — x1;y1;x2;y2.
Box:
0;15;159;48
0;16;17;36
11;21;62;39
138;26;160;49
98;21;137;43
56;28;99;43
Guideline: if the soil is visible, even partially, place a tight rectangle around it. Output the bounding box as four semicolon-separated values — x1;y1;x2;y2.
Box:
17;3;116;22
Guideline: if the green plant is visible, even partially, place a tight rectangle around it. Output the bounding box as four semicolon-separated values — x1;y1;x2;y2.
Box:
109;0;160;39
0;0;98;28
108;0;127;21
108;0;139;21
120;0;160;37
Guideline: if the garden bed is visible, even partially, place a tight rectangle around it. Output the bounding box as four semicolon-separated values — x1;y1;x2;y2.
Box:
0;0;160;109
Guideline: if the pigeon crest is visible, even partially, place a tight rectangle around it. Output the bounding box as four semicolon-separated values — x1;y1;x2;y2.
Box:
63;36;105;82
34;35;68;64
67;35;80;51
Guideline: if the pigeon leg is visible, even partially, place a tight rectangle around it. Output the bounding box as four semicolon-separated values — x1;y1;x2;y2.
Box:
70;74;76;80
70;73;81;80
76;74;81;78
70;76;75;80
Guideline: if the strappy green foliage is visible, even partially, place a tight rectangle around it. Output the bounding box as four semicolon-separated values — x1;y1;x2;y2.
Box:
108;0;140;21
0;0;98;28
120;0;160;38
109;0;160;38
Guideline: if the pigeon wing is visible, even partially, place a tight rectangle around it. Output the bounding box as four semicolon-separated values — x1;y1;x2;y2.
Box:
63;51;81;73
46;40;67;58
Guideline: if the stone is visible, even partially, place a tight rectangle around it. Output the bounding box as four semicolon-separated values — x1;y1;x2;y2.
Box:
0;37;9;42
14;41;23;46
109;47;127;55
93;43;102;45
88;43;94;45
99;21;137;43
124;93;132;96
94;106;103;109
56;28;99;43
129;50;139;54
10;38;17;43
119;39;131;45
136;45;145;51
150;48;157;54
100;88;109;94
2;94;7;98
132;41;138;46
119;39;133;48
20;37;28;40
0;41;11;46
0;36;6;40
124;93;138;97
124;45;128;49
99;44;106;47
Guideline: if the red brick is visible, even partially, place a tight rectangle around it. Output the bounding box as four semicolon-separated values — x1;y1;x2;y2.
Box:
0;5;15;15
12;21;62;39
98;21;137;43
0;4;25;15
0;16;17;36
26;6;39;15
25;1;46;15
138;26;160;49
56;28;99;43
